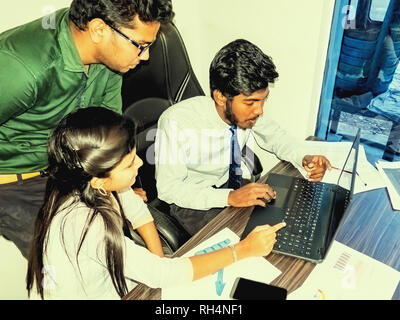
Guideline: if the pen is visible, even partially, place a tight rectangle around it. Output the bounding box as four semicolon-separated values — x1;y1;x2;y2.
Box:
331;166;367;186
331;166;352;175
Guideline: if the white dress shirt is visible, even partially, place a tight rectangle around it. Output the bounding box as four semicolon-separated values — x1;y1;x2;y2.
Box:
155;96;304;210
32;188;193;300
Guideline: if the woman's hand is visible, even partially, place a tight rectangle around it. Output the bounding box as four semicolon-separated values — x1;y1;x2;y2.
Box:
236;222;286;259
189;222;286;281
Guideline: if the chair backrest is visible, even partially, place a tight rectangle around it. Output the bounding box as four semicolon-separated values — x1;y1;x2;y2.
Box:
122;22;205;202
124;98;169;202
122;22;205;111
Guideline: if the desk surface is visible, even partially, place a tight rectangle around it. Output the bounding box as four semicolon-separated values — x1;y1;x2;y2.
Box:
124;160;400;300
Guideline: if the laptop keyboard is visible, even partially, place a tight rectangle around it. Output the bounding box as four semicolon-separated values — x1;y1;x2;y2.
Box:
275;179;327;257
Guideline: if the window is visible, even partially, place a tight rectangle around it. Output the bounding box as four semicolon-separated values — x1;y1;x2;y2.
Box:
316;0;400;164
369;0;390;21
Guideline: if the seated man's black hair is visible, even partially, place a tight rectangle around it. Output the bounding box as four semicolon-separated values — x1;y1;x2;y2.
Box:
209;39;279;98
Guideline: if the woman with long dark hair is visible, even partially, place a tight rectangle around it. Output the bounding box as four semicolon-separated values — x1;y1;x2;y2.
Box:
26;107;285;299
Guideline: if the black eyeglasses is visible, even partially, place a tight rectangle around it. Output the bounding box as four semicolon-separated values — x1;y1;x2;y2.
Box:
108;25;153;56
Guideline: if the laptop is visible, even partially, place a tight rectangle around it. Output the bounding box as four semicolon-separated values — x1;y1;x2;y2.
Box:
241;129;361;263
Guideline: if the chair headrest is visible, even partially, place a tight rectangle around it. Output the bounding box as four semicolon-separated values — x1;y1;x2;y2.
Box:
124;98;171;132
121;22;204;112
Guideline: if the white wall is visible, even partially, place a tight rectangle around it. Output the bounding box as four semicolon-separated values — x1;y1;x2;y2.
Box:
0;0;71;32
0;237;28;300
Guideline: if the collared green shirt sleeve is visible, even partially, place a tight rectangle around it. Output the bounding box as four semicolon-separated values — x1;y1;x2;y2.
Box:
0;8;123;174
0;50;37;125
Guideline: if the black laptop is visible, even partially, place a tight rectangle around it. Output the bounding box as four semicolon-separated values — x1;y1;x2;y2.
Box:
241;129;361;263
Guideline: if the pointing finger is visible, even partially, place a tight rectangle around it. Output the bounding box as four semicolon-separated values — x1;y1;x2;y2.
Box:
271;222;287;232
253;224;270;233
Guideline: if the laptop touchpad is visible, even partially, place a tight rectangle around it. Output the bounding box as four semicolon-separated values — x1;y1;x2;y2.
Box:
269;185;289;208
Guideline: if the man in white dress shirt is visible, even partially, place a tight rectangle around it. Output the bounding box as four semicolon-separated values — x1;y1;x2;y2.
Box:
154;39;331;236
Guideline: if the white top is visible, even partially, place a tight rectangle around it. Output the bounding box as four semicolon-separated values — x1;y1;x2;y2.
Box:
155;96;304;210
32;188;193;300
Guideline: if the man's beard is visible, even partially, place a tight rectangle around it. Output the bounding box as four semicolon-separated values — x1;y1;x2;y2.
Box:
224;99;238;126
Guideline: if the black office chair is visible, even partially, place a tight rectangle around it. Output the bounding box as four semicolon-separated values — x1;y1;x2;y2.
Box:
122;22;205;253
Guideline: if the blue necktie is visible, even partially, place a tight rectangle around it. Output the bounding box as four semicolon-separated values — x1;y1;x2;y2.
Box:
228;125;243;189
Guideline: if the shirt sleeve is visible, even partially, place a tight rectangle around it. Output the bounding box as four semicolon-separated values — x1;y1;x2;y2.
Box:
0;50;37;125
87;214;193;289
117;188;154;229
155;115;231;210
100;72;122;115
123;238;193;289
252;116;304;168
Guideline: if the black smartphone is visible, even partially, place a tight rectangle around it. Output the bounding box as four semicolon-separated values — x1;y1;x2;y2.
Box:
230;277;287;300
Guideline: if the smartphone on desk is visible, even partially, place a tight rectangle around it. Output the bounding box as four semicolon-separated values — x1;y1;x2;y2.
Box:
230;277;287;300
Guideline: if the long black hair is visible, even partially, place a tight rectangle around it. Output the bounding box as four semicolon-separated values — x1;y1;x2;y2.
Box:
26;107;137;299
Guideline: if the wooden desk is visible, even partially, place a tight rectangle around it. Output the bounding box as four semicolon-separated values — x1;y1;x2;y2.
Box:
124;160;400;300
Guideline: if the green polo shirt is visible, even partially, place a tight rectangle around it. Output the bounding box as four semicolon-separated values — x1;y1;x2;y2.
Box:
0;8;123;174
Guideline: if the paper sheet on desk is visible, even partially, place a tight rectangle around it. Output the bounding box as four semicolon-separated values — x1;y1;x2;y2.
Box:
161;228;281;300
376;161;400;210
293;141;384;194
288;241;400;300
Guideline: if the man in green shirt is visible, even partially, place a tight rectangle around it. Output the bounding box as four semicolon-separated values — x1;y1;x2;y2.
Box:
0;0;174;258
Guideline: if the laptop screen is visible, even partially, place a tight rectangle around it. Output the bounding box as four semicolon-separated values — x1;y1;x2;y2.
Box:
335;128;361;199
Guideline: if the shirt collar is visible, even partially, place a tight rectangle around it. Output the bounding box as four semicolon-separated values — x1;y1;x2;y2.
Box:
57;9;88;74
